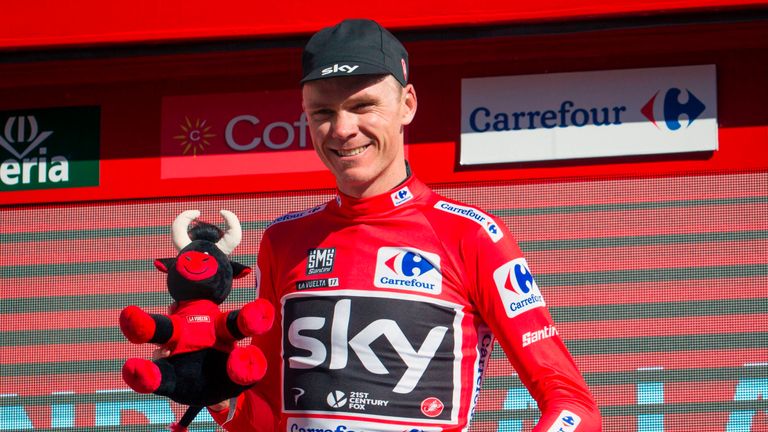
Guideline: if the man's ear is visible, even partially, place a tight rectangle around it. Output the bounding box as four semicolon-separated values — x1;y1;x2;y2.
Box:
401;84;417;126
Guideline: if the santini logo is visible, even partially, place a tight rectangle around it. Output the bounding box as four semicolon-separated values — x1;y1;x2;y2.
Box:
522;324;558;347
374;247;442;294
306;248;336;275
321;64;360;76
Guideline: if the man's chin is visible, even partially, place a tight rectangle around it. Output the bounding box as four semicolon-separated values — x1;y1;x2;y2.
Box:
335;172;376;196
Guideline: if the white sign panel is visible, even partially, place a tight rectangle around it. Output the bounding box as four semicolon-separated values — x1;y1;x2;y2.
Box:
460;65;717;165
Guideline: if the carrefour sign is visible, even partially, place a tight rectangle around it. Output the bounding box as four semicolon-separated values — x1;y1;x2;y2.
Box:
460;65;717;165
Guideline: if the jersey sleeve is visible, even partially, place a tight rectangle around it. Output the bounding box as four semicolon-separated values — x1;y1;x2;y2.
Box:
208;229;281;431
464;216;602;431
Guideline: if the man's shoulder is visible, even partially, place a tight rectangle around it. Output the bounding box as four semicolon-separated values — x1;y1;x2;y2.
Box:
426;195;505;243
266;202;329;229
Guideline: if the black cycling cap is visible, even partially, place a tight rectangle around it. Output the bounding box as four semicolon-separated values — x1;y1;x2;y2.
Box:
301;18;409;86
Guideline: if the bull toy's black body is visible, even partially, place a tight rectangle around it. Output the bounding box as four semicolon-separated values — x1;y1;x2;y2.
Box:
154;349;251;406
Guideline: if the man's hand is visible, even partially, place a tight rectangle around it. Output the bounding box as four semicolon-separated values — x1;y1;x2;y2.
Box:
151;347;171;360
208;399;230;412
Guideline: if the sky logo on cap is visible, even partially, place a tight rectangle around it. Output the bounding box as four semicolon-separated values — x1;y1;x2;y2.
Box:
391;186;413;206
374;247;442;294
641;87;706;131
321;64;360;76
493;258;545;318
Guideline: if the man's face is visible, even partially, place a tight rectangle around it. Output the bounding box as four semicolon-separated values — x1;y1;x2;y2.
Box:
302;75;417;198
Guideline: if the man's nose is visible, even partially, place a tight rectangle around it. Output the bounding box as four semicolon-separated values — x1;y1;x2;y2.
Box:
331;111;358;139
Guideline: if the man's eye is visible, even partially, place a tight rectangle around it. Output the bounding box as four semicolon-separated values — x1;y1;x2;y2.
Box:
311;110;333;120
353;102;374;111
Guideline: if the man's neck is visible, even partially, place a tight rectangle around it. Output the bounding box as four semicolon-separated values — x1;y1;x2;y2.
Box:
341;160;411;199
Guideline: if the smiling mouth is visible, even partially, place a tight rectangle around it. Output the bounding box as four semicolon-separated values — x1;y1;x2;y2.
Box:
184;266;208;274
334;144;370;157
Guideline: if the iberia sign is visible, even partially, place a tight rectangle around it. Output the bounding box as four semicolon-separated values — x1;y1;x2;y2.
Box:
460;65;718;165
0;106;100;192
160;90;325;179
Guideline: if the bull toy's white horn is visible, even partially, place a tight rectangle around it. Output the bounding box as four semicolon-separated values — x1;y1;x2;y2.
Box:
216;210;242;255
171;210;200;251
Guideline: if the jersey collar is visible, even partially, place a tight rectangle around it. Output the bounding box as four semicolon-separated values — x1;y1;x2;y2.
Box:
331;174;429;217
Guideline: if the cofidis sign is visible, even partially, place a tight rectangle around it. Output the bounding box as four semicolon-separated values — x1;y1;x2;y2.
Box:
460;65;717;165
161;90;325;179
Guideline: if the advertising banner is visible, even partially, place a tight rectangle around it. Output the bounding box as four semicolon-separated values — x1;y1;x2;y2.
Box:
0;106;100;192
161;90;325;179
460;65;718;165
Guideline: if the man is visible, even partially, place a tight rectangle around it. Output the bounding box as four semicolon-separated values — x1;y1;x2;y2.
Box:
208;18;601;431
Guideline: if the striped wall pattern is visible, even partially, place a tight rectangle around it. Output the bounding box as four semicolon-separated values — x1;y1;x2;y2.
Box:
1;172;766;431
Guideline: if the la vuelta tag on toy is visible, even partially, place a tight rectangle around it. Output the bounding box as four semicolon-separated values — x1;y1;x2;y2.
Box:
119;209;274;431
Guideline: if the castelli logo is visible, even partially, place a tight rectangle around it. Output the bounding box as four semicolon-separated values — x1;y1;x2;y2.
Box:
420;397;444;417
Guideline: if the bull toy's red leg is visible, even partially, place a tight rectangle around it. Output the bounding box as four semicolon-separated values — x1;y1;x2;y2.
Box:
226;345;267;385
122;358;162;393
119;306;156;344
237;299;275;336
216;299;274;343
120;306;174;345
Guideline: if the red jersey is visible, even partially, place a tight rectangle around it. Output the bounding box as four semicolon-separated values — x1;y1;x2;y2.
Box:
165;299;231;355
210;176;601;432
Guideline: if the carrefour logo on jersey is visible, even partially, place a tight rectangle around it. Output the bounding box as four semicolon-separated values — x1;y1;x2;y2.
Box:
390;185;413;207
461;64;717;165
287;418;443;432
434;200;503;243
545;410;582;432
374;247;442;294
493;258;545;318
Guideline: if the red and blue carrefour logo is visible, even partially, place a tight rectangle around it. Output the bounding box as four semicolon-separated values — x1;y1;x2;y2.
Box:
391;186;414;206
504;261;535;295
493;258;545;318
641;88;706;131
549;409;582;431
375;247;442;293
386;251;435;277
